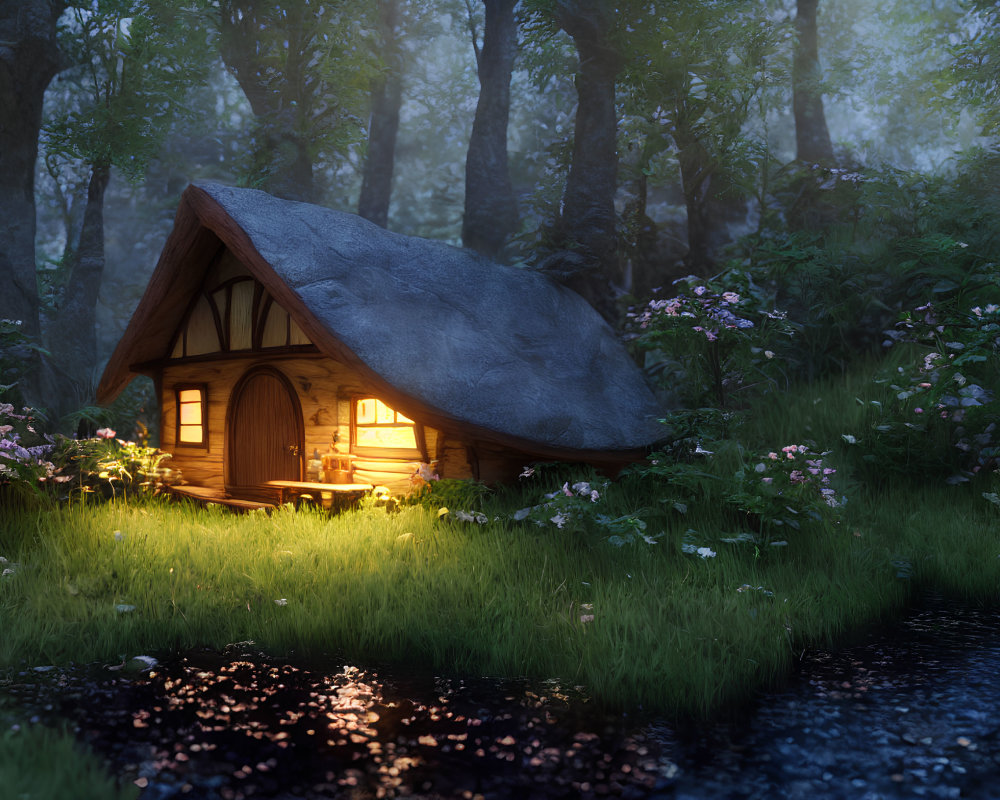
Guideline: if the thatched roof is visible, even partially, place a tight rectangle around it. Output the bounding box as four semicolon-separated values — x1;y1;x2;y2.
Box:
98;183;664;459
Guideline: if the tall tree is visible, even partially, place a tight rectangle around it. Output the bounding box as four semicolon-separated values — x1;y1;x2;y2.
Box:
218;0;376;203
792;0;833;163
522;0;620;321
620;0;777;275
41;0;210;421
0;1;65;370
357;0;403;227
462;0;519;258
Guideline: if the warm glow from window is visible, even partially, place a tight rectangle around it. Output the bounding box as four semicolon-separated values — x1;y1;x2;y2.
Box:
354;398;417;451
177;388;206;444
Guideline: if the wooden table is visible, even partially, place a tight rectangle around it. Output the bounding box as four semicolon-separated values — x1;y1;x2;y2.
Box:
264;479;374;509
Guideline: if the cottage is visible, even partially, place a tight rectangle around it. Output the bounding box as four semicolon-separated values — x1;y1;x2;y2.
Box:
96;183;663;503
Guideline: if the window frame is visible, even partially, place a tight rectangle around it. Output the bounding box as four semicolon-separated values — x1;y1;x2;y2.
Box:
174;384;208;448
350;396;425;459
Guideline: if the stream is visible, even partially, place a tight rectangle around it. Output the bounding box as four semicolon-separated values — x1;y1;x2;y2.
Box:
4;594;1000;800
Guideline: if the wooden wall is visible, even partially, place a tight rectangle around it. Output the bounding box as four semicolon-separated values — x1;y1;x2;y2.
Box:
160;355;474;495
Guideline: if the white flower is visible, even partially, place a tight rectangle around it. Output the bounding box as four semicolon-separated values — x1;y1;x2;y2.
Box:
550;512;569;529
589;489;600;502
275;598;288;606
841;434;857;445
113;530;124;541
696;547;716;559
764;350;775;359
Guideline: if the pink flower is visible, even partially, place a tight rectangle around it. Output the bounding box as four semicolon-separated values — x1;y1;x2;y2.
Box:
789;470;806;484
561;482;573;497
914;408;923;414
95;428;116;439
761;477;773;485
721;291;740;303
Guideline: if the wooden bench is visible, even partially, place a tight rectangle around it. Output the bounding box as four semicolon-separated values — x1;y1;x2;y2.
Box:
263;479;375;511
166;485;276;512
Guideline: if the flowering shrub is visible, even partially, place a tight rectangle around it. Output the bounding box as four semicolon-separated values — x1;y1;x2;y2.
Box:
629;274;795;408
727;444;843;542
0;404;173;504
0;403;58;505
47;432;174;499
863;299;1000;481
512;478;657;547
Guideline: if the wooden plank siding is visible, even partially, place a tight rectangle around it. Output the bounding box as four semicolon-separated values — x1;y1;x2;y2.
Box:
160;355;473;495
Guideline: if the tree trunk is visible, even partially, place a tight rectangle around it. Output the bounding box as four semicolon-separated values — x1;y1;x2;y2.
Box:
462;0;519;259
675;131;714;274
551;0;620;322
793;0;833;164
357;0;403;228
44;162;111;421
0;1;65;393
218;1;316;203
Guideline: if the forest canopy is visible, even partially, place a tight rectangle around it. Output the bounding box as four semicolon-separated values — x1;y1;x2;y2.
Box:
0;0;998;430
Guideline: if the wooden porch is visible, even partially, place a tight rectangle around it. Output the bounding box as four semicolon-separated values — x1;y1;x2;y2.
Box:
164;480;375;513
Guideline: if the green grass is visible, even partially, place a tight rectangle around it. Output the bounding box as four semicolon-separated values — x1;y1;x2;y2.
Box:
3;359;1000;797
2;478;997;720
0;720;138;800
3;368;1000;798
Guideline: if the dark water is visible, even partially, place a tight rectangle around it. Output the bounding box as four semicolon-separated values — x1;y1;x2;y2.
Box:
5;595;1000;799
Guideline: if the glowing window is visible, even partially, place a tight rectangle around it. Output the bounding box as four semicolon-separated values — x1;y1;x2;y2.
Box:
353;398;418;453
176;386;207;446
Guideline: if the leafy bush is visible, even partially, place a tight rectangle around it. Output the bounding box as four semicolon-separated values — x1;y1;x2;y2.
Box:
628;273;795;408
1;405;172;505
727;444;844;543
0;402;58;507
509;476;656;547
0;319;45;404
851;299;1000;482
741;157;1000;380
409;476;491;512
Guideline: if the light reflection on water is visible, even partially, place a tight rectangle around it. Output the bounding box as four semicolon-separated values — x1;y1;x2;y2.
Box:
7;596;1000;799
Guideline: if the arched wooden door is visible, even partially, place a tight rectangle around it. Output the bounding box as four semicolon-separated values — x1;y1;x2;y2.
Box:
227;366;303;491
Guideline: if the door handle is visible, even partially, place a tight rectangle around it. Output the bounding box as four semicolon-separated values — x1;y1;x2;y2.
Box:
287;445;300;456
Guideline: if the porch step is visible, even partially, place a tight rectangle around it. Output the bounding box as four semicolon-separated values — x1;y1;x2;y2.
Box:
166;485;276;512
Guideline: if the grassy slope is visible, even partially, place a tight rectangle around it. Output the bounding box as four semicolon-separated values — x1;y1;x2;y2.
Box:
2;366;999;798
2;479;997;719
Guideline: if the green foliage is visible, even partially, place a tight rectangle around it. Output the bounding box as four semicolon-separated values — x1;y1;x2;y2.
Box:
946;1;1000;137
629;273;795;408
46;1;214;178
849;297;1000;483
47;432;173;501
0;403;57;508
742;156;1000;378
508;475;656;547
728;445;843;543
0;320;47;404
0;722;138;800
408;477;491;512
218;0;380;192
0;403;171;506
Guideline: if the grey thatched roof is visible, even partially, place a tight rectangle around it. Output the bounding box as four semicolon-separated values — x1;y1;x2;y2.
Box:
102;182;665;454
